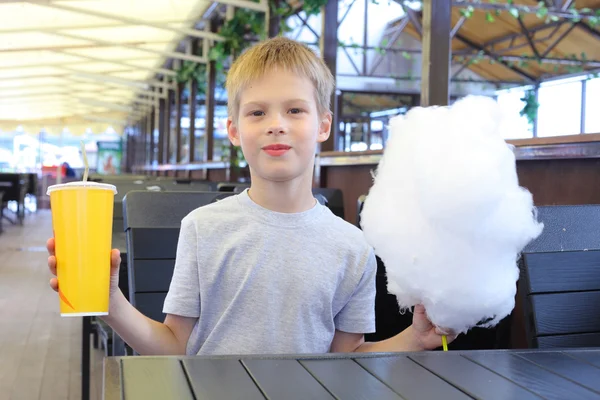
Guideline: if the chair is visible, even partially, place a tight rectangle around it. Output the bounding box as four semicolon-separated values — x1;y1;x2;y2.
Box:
90;174;149;182
312;188;344;219
159;180;216;192
218;182;250;192
123;191;234;325
112;182;165;233
519;205;600;348
0;173;28;225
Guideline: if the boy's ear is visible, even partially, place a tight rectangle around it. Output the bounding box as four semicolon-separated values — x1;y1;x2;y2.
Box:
227;118;241;146
317;112;332;143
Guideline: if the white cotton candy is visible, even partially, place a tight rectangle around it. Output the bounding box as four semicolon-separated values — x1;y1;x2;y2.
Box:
360;95;544;335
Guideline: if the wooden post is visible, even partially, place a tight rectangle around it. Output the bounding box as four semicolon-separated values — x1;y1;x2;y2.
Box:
175;81;184;162
188;40;198;163
158;85;166;164
268;0;281;37
320;0;338;151
205;20;217;165
164;84;173;163
420;0;451;106
149;108;155;165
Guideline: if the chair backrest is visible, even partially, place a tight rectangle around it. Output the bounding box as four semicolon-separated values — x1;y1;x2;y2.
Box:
218;182;250;192
91;174;150;182
112;182;165;233
0;173;27;202
158;180;216;192
123;191;234;322
519;205;600;348
312;188;344;219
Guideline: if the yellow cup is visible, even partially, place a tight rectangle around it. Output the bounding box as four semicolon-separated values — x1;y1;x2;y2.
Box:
47;182;117;317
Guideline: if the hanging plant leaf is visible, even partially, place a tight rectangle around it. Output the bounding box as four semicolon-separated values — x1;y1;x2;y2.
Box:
509;8;519;19
486;11;495;23
402;51;412;60
520;89;539;127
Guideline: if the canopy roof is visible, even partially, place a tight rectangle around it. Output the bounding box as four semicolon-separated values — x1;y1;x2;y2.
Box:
0;0;212;129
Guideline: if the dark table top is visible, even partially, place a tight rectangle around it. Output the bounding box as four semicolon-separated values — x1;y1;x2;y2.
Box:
103;348;600;400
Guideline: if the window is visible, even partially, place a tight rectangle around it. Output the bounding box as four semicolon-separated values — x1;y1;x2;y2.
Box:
584;77;600;134
537;80;582;137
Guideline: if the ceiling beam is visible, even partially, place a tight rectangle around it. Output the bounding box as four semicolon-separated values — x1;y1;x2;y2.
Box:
60;77;168;99
210;0;268;12
59;68;175;90
0;19;194;35
48;31;207;64
24;0;225;42
0;56;158;71
84;116;129;126
455;33;537;81
50;50;177;77
0;41;164;54
0;68;133;82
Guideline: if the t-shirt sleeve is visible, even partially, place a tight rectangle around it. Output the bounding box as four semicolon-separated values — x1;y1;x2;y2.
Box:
334;248;377;334
162;217;201;318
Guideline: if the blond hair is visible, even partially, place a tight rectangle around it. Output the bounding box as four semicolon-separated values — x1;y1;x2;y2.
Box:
225;37;335;120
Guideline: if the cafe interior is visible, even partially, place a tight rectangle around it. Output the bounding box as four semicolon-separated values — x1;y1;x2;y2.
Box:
1;0;600;399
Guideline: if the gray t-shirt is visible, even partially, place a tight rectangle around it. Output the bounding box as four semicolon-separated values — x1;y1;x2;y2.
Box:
163;189;377;355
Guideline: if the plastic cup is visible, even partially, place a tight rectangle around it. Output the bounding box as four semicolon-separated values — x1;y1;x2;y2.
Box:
47;181;117;317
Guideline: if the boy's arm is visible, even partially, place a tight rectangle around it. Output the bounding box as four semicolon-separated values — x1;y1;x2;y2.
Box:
102;290;196;355
331;305;455;353
330;328;423;353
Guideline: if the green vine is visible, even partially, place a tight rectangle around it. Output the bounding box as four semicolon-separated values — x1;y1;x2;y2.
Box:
208;0;329;73
175;61;226;95
455;1;599;26
520;89;539;127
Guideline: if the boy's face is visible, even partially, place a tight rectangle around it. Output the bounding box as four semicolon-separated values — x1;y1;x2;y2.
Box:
227;69;331;184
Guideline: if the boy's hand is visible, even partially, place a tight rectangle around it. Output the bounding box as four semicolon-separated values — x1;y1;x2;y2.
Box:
411;304;457;350
47;238;122;299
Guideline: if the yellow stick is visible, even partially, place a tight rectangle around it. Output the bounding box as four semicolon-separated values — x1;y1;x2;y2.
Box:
442;334;448;351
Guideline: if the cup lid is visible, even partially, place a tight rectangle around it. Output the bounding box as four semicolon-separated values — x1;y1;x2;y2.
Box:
46;181;117;195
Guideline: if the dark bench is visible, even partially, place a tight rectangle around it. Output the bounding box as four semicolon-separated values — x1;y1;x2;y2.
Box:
519;205;600;348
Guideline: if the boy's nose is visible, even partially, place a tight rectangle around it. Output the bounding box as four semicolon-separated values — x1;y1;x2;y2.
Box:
267;117;286;135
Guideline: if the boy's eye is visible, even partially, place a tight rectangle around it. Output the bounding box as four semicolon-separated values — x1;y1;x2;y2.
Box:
250;111;264;117
289;108;303;114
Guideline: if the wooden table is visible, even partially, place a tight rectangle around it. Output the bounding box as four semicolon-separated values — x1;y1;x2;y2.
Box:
103;349;600;399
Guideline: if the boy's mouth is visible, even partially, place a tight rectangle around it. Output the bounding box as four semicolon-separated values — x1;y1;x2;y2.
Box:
262;144;291;157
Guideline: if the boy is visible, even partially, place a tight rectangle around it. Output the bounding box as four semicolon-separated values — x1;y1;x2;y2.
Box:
47;37;454;355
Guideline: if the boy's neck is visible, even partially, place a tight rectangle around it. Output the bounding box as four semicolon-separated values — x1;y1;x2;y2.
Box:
247;173;316;214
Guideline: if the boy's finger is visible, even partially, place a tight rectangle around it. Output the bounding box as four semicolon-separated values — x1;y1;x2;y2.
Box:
110;249;121;270
46;238;55;256
48;256;57;276
49;277;59;292
435;327;457;337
